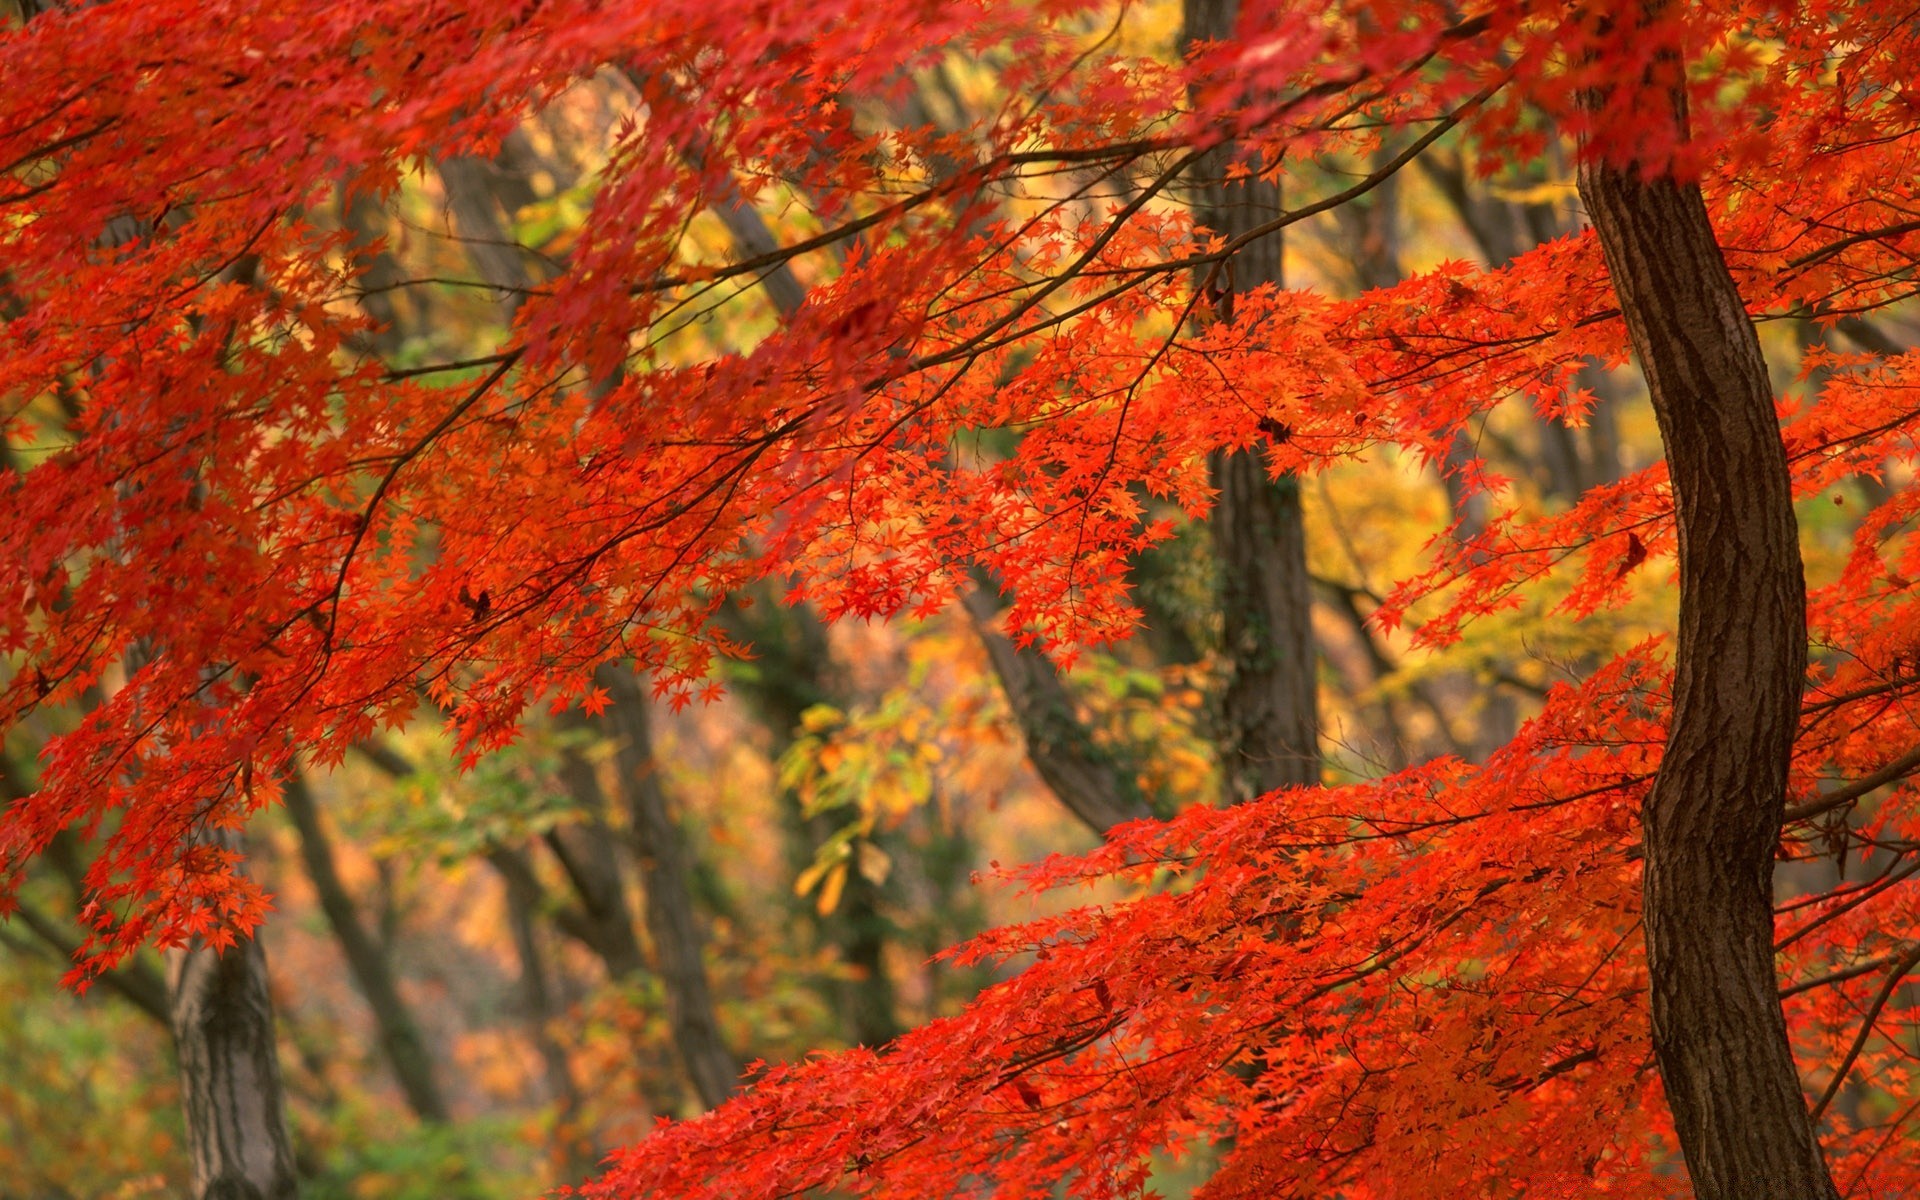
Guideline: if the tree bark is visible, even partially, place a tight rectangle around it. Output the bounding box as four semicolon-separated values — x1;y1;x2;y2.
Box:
1577;40;1838;1200
598;667;745;1107
960;587;1151;835
167;833;300;1200
281;772;449;1123
1184;0;1320;802
1206;460;1320;798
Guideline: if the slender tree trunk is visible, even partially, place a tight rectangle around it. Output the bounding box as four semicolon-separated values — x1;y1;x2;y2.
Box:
491;848;596;1182
691;81;1144;843
1577;36;1838;1200
598;668;745;1106
538;781;649;981
281;772;449;1123
700;129;1142;836
1183;0;1320;801
433;153;742;1105
168;833;300;1200
961;587;1151;835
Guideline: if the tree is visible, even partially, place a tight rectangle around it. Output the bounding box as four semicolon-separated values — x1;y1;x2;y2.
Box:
1575;8;1833;1192
6;1;1920;1196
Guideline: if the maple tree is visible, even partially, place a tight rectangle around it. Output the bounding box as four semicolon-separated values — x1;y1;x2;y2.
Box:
9;0;1920;1196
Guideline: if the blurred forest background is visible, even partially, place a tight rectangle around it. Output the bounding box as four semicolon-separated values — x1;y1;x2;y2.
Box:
1;4;1905;1198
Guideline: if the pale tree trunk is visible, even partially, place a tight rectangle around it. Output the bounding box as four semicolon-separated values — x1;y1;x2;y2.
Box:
1577;28;1839;1200
168;833;300;1200
1183;0;1320;801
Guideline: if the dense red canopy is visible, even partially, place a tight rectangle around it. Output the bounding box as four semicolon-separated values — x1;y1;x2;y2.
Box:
7;0;1920;1193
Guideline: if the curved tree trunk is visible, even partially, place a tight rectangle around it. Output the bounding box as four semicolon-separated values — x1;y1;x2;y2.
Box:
1577;35;1838;1200
168;832;300;1200
281;772;449;1124
961;587;1151;835
1183;0;1320;802
599;667;745;1107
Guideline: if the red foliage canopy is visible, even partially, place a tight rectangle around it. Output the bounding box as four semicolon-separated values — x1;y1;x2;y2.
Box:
6;0;1920;1193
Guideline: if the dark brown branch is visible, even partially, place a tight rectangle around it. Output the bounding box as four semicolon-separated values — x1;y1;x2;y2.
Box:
1808;943;1920;1125
1784;745;1920;824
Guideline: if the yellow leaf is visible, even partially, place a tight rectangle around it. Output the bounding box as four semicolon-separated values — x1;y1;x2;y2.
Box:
800;704;845;732
815;861;849;914
794;856;833;898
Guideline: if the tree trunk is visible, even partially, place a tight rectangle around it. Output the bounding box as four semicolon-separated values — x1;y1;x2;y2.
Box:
168;832;300;1200
1577;40;1838;1200
281;772;448;1124
1207;460;1319;799
539;760;650;982
436;149;741;1107
1183;0;1320;802
599;667;745;1107
961;586;1151;835
703;94;1144;842
491;847;596;1182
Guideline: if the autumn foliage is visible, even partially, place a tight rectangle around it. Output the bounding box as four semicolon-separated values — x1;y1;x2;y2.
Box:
8;0;1920;1195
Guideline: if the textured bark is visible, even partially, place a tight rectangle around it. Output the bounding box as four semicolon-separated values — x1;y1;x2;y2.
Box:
1578;50;1839;1200
1204;459;1320;798
961;587;1151;835
538;763;649;982
598;667;744;1107
1184;0;1319;802
281;772;448;1123
167;833;299;1200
